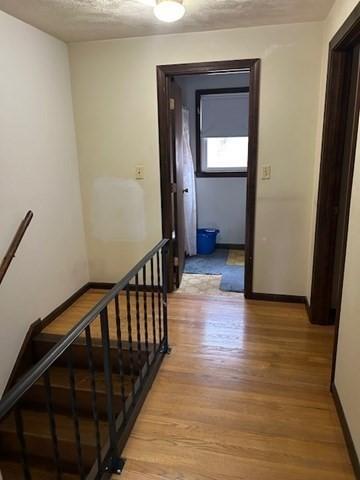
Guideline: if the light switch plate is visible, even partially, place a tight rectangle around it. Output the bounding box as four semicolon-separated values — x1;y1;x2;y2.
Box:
262;165;271;180
135;165;144;180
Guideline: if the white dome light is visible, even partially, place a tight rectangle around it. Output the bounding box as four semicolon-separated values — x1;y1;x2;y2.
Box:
154;0;185;23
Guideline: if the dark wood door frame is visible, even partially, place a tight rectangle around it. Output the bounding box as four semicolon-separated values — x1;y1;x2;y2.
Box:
310;3;360;327
156;59;260;296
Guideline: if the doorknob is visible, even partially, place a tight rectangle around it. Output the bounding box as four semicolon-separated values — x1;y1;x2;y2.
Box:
182;188;189;193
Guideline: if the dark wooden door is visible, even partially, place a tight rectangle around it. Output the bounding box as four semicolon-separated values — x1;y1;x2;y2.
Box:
331;45;360;317
169;80;185;288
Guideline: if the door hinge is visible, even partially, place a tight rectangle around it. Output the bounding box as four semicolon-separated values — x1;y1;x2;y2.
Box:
174;256;179;267
171;182;177;193
169;98;175;111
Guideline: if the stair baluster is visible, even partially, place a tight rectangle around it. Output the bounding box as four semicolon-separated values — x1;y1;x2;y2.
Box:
100;308;121;474
125;285;136;402
67;346;85;479
142;265;150;368
161;245;169;354
0;239;169;479
134;273;143;386
156;252;163;345
114;295;127;419
150;257;157;349
84;326;102;480
14;407;31;480
43;370;62;479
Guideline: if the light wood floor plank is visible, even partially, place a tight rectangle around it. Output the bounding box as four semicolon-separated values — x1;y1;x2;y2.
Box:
45;290;354;479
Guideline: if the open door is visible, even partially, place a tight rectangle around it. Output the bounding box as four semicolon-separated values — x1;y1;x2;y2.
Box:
157;59;260;297
169;79;186;288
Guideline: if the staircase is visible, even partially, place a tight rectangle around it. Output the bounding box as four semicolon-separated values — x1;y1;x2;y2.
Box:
0;240;169;479
0;333;142;477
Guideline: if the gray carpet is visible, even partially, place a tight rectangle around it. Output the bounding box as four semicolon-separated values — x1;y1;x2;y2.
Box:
184;249;229;275
184;249;244;293
220;266;244;293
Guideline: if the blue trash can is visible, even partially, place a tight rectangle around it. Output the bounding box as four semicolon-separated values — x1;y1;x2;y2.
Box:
197;228;220;255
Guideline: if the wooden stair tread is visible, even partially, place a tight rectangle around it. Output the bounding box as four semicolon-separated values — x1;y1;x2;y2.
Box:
0;409;108;445
32;333;149;375
35;366;133;395
33;332;147;351
0;460;78;480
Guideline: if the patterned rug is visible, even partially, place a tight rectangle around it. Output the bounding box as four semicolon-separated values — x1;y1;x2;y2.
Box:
174;274;240;297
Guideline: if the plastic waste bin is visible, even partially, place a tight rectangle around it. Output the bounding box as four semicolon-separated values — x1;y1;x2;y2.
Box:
197;228;220;255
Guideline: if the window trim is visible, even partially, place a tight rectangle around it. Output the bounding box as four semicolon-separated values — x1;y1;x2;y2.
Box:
195;87;250;178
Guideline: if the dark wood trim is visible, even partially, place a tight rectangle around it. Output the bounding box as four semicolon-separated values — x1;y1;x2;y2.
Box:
157;65;174;292
331;383;360;479
88;282;115;290
3;318;41;394
244;58;260;299
195;87;249;177
216;243;245;250
310;4;360;326
247;292;306;304
304;297;312;323
157;59;260;76
3;283;92;394
157;59;260;298
196;87;249;95
34;283;91;334
196;171;248;178
0;211;33;285
330;3;360;50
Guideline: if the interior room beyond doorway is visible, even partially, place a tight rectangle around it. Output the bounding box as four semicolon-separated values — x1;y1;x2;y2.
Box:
173;71;250;296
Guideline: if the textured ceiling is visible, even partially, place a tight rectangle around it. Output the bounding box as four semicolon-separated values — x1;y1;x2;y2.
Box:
0;0;335;42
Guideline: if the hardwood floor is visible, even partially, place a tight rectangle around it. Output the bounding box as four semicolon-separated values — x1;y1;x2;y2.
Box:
117;293;354;480
44;290;354;479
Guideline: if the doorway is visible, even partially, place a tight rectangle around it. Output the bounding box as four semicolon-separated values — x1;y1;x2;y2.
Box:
156;59;260;296
310;4;360;331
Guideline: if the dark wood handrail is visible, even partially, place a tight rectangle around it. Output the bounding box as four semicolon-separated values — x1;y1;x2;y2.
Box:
0;211;33;285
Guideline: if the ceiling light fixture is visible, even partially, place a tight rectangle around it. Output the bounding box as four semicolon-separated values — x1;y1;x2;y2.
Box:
154;0;185;23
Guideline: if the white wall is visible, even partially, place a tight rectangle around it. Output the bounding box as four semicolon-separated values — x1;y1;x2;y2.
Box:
310;0;360;462
0;12;89;393
306;0;360;300
176;74;248;245
335;125;360;460
196;178;247;244
69;21;323;295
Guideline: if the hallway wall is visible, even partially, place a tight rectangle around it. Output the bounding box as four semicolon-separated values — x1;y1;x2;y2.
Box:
309;0;360;464
335;124;360;463
306;0;360;300
0;12;89;393
176;73;249;245
69;21;323;296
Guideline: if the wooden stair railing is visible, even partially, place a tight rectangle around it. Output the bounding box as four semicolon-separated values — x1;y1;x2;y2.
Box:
0;239;170;479
0;211;33;285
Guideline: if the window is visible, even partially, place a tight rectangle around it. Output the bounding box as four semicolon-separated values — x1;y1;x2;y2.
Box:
196;88;249;177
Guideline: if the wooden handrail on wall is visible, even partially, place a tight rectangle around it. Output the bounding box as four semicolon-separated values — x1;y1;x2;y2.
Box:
0;210;33;285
